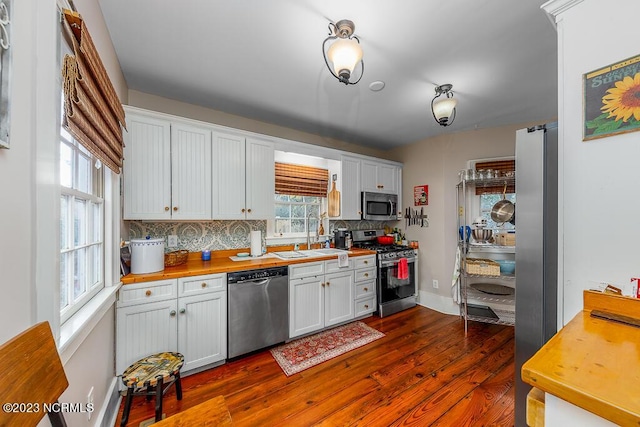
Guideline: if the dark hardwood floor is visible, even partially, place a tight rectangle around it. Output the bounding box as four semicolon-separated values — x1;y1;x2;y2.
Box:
116;306;515;426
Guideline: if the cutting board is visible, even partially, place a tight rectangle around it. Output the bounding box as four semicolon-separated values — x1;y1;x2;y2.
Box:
328;181;340;217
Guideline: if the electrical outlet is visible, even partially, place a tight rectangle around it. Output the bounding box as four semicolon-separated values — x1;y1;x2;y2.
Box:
432;279;439;289
87;386;94;421
168;235;178;247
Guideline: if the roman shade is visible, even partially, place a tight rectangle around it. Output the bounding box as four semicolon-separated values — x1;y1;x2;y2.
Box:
475;159;515;195
61;9;126;173
275;163;329;198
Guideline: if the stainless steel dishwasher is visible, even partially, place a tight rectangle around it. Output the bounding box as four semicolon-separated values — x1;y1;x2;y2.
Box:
227;266;289;359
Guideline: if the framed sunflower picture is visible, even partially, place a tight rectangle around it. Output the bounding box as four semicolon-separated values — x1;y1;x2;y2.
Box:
583;54;640;141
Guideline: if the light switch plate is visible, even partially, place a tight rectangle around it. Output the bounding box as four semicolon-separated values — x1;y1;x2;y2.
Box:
168;235;178;248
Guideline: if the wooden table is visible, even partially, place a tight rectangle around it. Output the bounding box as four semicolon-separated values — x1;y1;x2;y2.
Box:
522;290;640;426
153;395;232;426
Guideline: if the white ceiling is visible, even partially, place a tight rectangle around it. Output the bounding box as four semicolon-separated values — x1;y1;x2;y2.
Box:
98;0;558;150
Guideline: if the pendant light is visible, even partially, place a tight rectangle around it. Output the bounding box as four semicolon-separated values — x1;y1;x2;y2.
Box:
322;20;364;85
431;84;458;126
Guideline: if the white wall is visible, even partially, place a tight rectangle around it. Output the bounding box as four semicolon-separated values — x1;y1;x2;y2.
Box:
550;0;640;323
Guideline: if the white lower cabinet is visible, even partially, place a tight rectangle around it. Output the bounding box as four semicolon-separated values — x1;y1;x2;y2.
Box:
116;273;227;376
353;255;377;317
116;298;178;376
289;273;325;338
289;256;373;339
324;271;354;327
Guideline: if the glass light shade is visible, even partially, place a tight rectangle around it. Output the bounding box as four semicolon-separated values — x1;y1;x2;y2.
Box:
432;97;458;121
327;38;363;77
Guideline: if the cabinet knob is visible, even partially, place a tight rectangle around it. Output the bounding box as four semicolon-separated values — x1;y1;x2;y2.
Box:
173;206;178;211
358;211;362;215
364;304;369;309
326;281;330;286
321;282;325;287
364;260;369;264
170;310;176;317
179;308;186;314
364;287;368;292
247;208;252;213
164;206;170;211
241;208;246;213
364;273;369;278
201;282;207;288
145;290;152;297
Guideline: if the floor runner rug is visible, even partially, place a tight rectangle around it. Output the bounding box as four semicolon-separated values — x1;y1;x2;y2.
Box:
270;321;384;376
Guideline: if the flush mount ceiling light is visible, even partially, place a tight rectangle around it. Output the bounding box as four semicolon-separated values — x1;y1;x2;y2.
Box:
431;84;458;127
322;19;364;85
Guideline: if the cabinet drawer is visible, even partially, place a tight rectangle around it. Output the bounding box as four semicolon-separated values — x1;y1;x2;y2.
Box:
178;273;226;297
289;261;324;280
118;279;177;307
355;281;375;299
354;256;376;269
324;258;353;274
354;267;376;283
355;296;376;317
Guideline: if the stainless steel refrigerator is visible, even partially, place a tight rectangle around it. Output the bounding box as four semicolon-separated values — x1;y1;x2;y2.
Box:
514;123;558;426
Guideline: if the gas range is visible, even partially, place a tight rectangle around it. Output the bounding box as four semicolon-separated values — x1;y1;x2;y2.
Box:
351;230;416;260
355;243;416;260
351;229;418;318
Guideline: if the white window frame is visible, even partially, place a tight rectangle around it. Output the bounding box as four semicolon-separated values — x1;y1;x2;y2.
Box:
467;156;516;231
270;195;325;238
59;134;105;324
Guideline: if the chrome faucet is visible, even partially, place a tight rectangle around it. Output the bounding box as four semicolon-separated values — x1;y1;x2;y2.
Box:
306;211;318;250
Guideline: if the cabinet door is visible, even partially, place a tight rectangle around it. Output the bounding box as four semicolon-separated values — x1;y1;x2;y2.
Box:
171;122;212;220
212;132;246;219
116;299;178;375
377;163;398;194
289;276;324;338
360;160;379;193
245;138;275;219
178;292;227;372
341;155;362;220
324;271;354;327
123;114;171;219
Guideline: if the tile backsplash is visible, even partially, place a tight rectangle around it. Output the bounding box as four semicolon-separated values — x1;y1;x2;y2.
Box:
126;220;392;252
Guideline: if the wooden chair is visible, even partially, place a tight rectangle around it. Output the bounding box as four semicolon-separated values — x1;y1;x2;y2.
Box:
0;322;69;427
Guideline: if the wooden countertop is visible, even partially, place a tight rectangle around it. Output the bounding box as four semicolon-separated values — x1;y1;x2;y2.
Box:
121;247;377;284
521;290;640;426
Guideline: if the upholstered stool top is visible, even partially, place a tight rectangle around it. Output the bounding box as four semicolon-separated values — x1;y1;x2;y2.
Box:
122;352;184;388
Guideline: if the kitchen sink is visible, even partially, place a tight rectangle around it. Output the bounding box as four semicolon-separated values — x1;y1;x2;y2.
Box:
272;251;310;259
272;248;352;260
309;248;350;255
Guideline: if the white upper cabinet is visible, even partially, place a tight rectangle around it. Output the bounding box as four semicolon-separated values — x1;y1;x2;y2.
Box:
245;138;275;219
361;160;399;194
123;112;212;220
123;114;172;220
171;123;212;220
341;155;362;220
211;133;274;220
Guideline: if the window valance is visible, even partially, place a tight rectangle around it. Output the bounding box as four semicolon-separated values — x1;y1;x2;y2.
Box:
61;9;126;172
275;163;329;198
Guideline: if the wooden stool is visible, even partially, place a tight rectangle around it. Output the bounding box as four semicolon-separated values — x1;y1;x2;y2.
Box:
120;352;184;426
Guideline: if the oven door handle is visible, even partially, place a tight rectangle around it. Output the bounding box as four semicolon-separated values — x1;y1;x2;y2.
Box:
379;258;415;268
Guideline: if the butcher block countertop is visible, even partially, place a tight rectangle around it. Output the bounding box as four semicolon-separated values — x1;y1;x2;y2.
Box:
521;290;640;426
121;246;377;285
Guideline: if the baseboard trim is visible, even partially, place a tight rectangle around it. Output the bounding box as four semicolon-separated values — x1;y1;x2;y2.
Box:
417;290;460;316
96;376;120;427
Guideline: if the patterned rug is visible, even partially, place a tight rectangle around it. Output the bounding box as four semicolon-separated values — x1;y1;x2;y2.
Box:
270;321;385;376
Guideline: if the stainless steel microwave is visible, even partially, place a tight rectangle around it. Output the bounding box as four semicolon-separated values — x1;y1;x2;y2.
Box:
361;191;398;221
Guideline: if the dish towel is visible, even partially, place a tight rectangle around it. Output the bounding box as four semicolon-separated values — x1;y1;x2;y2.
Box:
397;258;409;280
338;253;349;268
451;246;461;304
